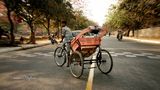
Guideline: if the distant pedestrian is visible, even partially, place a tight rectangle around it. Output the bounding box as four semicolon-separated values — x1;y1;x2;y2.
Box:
109;32;111;37
0;26;10;39
50;34;57;44
20;36;24;44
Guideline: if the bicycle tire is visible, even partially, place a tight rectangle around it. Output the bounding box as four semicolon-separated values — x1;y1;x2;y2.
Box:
54;47;67;67
96;49;113;74
70;51;84;78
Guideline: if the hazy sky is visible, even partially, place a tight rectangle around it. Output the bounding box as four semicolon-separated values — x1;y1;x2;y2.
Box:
83;0;118;26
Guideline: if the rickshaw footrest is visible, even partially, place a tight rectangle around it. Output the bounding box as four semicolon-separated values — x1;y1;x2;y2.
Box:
83;67;96;69
83;61;96;65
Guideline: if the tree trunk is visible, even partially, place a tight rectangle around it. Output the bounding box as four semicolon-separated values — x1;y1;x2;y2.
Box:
7;10;15;45
47;18;51;36
132;29;135;37
28;24;36;44
126;29;131;37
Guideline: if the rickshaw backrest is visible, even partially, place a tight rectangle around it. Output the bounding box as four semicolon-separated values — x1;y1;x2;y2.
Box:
89;26;101;34
71;27;107;52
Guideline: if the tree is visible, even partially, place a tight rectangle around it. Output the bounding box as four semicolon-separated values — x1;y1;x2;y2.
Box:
37;0;75;38
72;10;96;30
3;0;16;45
105;0;160;36
15;0;44;44
38;0;63;37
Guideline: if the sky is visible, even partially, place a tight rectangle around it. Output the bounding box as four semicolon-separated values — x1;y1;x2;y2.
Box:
83;0;118;26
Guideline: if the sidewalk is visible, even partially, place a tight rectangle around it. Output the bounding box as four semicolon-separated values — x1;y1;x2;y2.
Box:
108;35;160;44
0;40;51;53
0;36;159;54
124;37;160;44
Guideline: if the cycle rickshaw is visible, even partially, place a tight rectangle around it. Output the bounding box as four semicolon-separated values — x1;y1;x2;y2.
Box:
54;26;113;78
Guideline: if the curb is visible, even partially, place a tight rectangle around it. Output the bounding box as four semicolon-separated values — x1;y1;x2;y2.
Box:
20;43;50;50
0;43;51;54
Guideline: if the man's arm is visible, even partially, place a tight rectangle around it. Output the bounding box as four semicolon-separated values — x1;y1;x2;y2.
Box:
61;27;66;42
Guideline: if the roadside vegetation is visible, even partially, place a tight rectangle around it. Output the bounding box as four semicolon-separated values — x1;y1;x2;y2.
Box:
0;0;95;45
105;0;160;36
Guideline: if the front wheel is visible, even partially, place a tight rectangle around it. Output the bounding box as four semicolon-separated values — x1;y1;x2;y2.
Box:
96;49;113;74
70;51;84;78
54;47;67;67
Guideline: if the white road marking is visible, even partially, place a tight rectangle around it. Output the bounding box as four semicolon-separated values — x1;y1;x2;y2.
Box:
12;75;36;80
155;55;160;57
122;52;133;54
133;54;146;56
109;52;115;54
116;53;126;55
34;52;52;57
111;54;118;57
0;55;13;58
16;53;36;57
147;56;160;59
141;53;154;55
48;52;54;54
125;55;137;57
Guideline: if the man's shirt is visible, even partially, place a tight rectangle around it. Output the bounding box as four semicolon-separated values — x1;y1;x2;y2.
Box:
62;26;73;42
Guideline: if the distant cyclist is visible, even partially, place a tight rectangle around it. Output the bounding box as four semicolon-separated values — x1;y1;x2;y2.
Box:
117;29;123;41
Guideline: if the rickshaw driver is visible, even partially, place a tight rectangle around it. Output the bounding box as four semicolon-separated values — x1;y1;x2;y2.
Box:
61;21;73;55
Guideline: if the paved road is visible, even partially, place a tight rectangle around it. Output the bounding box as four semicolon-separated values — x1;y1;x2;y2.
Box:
0;36;160;90
94;36;160;90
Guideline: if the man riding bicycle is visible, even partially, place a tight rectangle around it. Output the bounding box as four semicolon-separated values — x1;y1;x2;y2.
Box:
117;29;123;41
61;21;73;54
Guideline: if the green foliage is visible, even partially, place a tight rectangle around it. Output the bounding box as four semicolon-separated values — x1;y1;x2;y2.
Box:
105;0;160;31
2;0;94;43
70;10;96;30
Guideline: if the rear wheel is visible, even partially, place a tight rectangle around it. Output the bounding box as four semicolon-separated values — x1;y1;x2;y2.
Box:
97;49;113;74
70;51;84;78
54;47;67;67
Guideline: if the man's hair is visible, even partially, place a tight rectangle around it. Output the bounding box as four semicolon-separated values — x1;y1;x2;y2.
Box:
62;21;67;25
